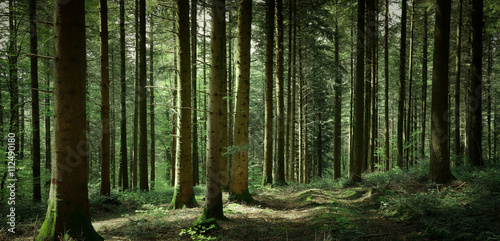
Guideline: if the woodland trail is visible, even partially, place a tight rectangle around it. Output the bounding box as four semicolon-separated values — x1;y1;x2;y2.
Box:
92;186;424;240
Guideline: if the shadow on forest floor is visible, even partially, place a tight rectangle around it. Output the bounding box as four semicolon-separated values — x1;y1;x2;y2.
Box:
3;164;500;240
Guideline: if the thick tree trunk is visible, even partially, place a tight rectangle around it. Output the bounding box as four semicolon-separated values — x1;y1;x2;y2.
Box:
100;0;111;196
171;0;197;208
199;0;227;220
468;0;483;166
229;0;254;203
397;0;407;169
429;0;454;184
352;0;365;183
263;0;274;186
36;0;103;238
30;0;41;202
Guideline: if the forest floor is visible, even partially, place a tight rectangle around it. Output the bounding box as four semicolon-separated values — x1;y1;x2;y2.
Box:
2;164;500;240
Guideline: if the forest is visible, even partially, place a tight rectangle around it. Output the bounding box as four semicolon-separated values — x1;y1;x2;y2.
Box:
0;0;500;240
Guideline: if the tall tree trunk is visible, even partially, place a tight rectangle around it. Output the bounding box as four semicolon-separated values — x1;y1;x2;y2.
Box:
138;0;148;191
132;0;139;190
289;0;297;182
192;0;200;187
263;0;275;186
486;37;492;161
384;0;390;171
36;0;103;238
45;50;52;172
429;0;454;184
285;0;293;181
364;0;374;172
171;0;197;208
100;0;111;196
227;9;234;186
221;4;229;191
352;0;365;183
298;34;304;183
468;0;483;166
405;0;415;168
202;6;207;185
421;8;428;161
30;0;41;202
199;0;227;221
150;15;155;189
275;0;286;185
171;9;178;186
229;0;254;203
397;0;407;169
454;0;463;161
333;13;341;179
119;0;128;191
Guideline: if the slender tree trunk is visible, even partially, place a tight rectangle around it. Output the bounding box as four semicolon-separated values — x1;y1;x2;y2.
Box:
364;0;375;172
454;0;463;162
138;0;148;191
405;0;415;169
421;8;428;161
119;0;128;191
468;0;483;166
227;9;234;187
486;37;492;161
275;0;286;184
171;9;178;186
150;16;155;189
384;0;390;170
132;0;139;190
333;13;341;179
30;0;41;202
429;0;454;184
221;4;229;191
352;0;365;183
289;0;296;182
397;0;407;169
263;0;275;186
171;0;197;208
199;0;227;220
229;0;254;203
45;51;51;172
317;111;323;178
202;6;207;185
285;0;292;181
36;0;103;238
100;0;111;196
192;0;200;187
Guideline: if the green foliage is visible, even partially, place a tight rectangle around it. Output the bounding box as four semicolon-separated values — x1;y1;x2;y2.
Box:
179;223;221;241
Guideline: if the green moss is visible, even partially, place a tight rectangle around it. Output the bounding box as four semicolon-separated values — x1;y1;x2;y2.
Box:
170;186;198;209
228;189;254;204
36;202;103;241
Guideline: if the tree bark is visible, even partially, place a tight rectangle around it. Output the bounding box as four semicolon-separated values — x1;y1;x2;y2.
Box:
275;0;286;185
171;8;177;186
100;0;111;196
405;0;415;168
150;15;156;189
200;0;227;220
30;0;41;202
421;8;428;161
139;0;148;191
229;0;254;203
192;0;200;186
454;0;463;162
468;0;483;166
397;0;407;169
333;13;341;179
289;0;297;182
36;0;103;238
384;0;390;171
429;0;454;184
171;0;197;208
263;0;275;186
132;0;139;190
119;0;128;191
352;0;365;183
